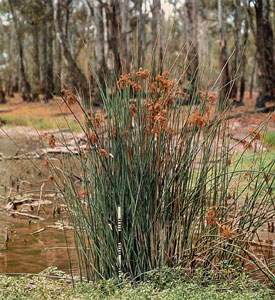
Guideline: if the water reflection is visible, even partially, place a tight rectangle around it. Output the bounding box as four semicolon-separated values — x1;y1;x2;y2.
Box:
0;137;77;274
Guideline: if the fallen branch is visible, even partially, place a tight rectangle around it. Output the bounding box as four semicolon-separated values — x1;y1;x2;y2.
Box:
30;228;46;235
225;105;275;121
10;211;45;220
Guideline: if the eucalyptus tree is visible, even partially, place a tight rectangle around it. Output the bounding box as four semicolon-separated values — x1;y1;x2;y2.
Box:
218;0;230;103
254;0;275;108
242;0;275;108
185;0;199;93
8;0;33;102
151;0;161;74
53;0;90;105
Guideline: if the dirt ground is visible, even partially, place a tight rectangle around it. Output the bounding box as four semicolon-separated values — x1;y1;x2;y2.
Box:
0;92;274;141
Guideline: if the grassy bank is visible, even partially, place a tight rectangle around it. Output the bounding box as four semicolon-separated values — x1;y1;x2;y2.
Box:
0;267;274;300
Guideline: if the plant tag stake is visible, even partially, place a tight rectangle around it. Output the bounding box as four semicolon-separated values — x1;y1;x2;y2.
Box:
118;205;122;279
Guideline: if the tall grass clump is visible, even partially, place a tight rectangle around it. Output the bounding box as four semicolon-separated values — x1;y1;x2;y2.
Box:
44;69;275;282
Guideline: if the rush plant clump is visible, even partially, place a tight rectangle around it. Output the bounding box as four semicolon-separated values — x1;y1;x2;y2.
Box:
43;69;275;282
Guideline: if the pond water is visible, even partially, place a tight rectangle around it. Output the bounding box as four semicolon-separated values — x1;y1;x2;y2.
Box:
0;136;77;275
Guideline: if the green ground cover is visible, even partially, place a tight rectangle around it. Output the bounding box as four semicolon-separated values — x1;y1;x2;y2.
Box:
0;268;273;300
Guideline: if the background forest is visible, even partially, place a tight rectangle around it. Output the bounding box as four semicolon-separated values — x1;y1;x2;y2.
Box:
0;0;274;108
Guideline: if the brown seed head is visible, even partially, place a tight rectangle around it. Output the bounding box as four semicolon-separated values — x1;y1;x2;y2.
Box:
189;111;207;129
48;175;54;182
206;208;217;227
61;88;78;106
49;135;56;149
129;104;137;117
135;68;150;79
99;148;108;157
89;132;99;145
241;140;252;150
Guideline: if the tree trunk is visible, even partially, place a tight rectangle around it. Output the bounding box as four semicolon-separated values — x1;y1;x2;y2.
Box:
31;11;40;101
218;0;230;105
40;10;48;94
120;0;131;73
54;36;62;92
255;0;275;108
8;0;32;102
185;0;199;91
53;0;90;106
94;0;107;104
151;0;161;75
45;0;54;101
105;0;122;75
0;79;6;104
239;18;249;104
138;0;146;68
103;7;113;70
250;56;257;99
231;0;241;101
82;0;93;81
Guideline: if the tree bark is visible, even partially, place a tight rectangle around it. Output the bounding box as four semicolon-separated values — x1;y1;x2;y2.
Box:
45;0;54;101
138;0;146;68
93;0;107;104
254;0;275;108
218;0;230;105
8;0;32;102
120;0;131;73
185;0;199;92
53;0;90;106
31;4;41;102
0;79;6;104
54;37;62;92
40;7;48;94
151;0;161;75
231;0;241;101
239;17;249;104
104;0;122;75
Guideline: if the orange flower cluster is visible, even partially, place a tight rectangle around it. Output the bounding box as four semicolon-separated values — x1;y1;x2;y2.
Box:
94;112;105;127
99;148;108;157
199;90;216;104
143;101;168;134
129;104;137;118
117;74;142;93
117;74;132;89
89;132;99;145
61;88;78;106
175;88;190;100
150;71;174;97
49;135;56;149
135;68;150;79
43;159;50;168
241;140;252;150
189;111;207;129
221;226;237;240
206;208;217;227
79;190;88;197
48;174;54;182
249;129;262;142
78;149;87;161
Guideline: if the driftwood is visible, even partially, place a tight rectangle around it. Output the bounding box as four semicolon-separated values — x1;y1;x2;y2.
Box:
225;105;275;121
10;211;45;220
0;145;84;161
5;198;34;211
30;228;46;235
